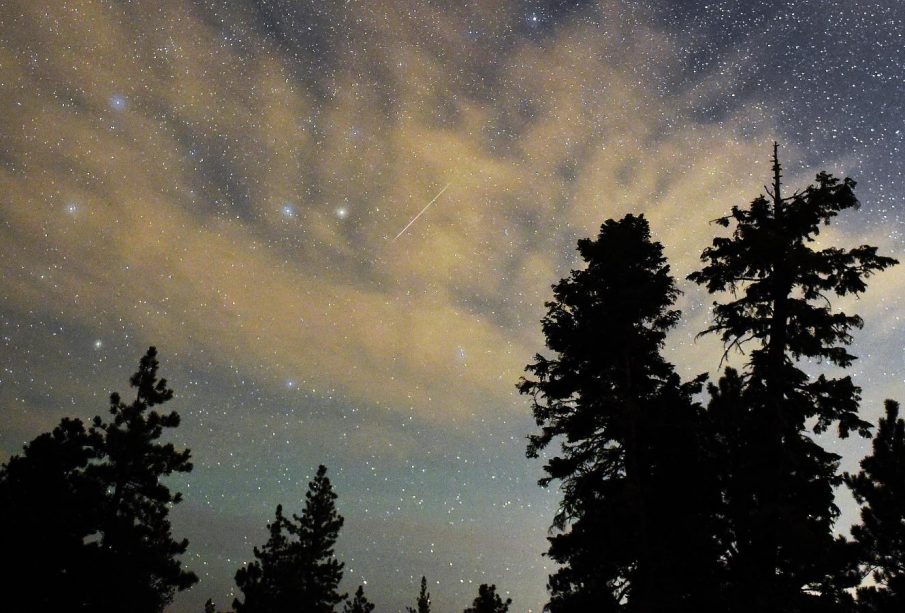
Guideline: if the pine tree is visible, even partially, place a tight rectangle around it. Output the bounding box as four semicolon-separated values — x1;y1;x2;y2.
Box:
846;401;905;612
0;347;196;612
88;346;198;612
344;585;376;613
0;418;104;611
463;584;511;613
690;144;897;610
407;575;431;613
519;214;720;611
233;465;346;613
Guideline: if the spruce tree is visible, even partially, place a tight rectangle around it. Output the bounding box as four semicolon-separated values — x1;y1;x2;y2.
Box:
407;575;431;613
846;400;905;612
463;584;511;613
344;585;376;613
690;144;897;610
519;214;719;611
234;465;346;612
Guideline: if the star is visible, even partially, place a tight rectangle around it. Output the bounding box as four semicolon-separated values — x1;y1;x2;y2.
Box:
109;94;128;111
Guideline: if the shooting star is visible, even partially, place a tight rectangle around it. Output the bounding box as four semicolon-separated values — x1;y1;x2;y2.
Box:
392;182;451;241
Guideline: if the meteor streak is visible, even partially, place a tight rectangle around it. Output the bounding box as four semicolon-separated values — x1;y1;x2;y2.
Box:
392;182;451;241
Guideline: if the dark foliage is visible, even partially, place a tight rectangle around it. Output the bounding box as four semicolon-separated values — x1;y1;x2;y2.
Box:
520;214;721;611
344;585;376;613
0;347;197;612
233;465;346;613
463;583;511;613
690;144;897;610
846;401;905;612
407;575;431;613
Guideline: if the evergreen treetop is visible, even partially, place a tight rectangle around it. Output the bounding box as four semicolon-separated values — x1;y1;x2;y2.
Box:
233;465;346;613
406;575;431;613
344;585;376;613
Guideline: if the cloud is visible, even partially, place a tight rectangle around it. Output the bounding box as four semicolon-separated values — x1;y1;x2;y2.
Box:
4;0;880;429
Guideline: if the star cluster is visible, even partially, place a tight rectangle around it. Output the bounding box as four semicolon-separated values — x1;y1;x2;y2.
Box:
1;1;903;611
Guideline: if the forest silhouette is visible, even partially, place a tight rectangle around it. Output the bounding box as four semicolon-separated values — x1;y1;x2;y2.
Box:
2;147;903;612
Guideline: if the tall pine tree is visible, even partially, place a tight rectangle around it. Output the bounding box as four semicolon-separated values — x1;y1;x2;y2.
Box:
234;465;346;612
0;347;197;612
846;400;905;612
690;144;897;610
89;346;198;612
520;214;720;611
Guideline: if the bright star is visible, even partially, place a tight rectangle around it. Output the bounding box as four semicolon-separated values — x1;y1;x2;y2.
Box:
281;204;295;218
335;207;348;219
65;202;79;214
93;340;103;349
109;94;127;111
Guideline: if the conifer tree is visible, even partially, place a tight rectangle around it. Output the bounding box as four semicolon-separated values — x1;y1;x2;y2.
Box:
520;214;720;611
0;347;196;612
0;418;103;611
88;346;198;611
690;144;897;610
344;585;376;613
463;584;511;613
846;400;905;612
233;465;346;613
407;575;431;613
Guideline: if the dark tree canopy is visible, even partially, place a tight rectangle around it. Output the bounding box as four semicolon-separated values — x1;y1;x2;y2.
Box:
0;347;196;612
0;418;104;611
233;465;346;613
846;400;905;612
520;214;720;611
344;585;376;613
690;145;897;610
406;575;431;613
689;144;895;438
463;583;511;613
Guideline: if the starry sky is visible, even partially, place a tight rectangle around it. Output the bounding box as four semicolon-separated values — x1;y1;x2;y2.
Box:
1;1;904;611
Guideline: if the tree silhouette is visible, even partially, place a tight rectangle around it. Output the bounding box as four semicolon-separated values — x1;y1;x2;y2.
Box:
520;214;720;611
344;585;376;613
233;465;346;612
690;144;897;610
0;347;196;612
89;346;198;611
463;584;511;613
846;400;905;611
0;418;104;610
407;575;431;613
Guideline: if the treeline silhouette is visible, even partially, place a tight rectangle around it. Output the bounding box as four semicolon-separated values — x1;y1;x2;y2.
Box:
1;146;904;612
0;347;508;613
520;145;902;612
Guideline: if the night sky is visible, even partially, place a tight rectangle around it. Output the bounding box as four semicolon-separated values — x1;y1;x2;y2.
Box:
2;1;904;611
